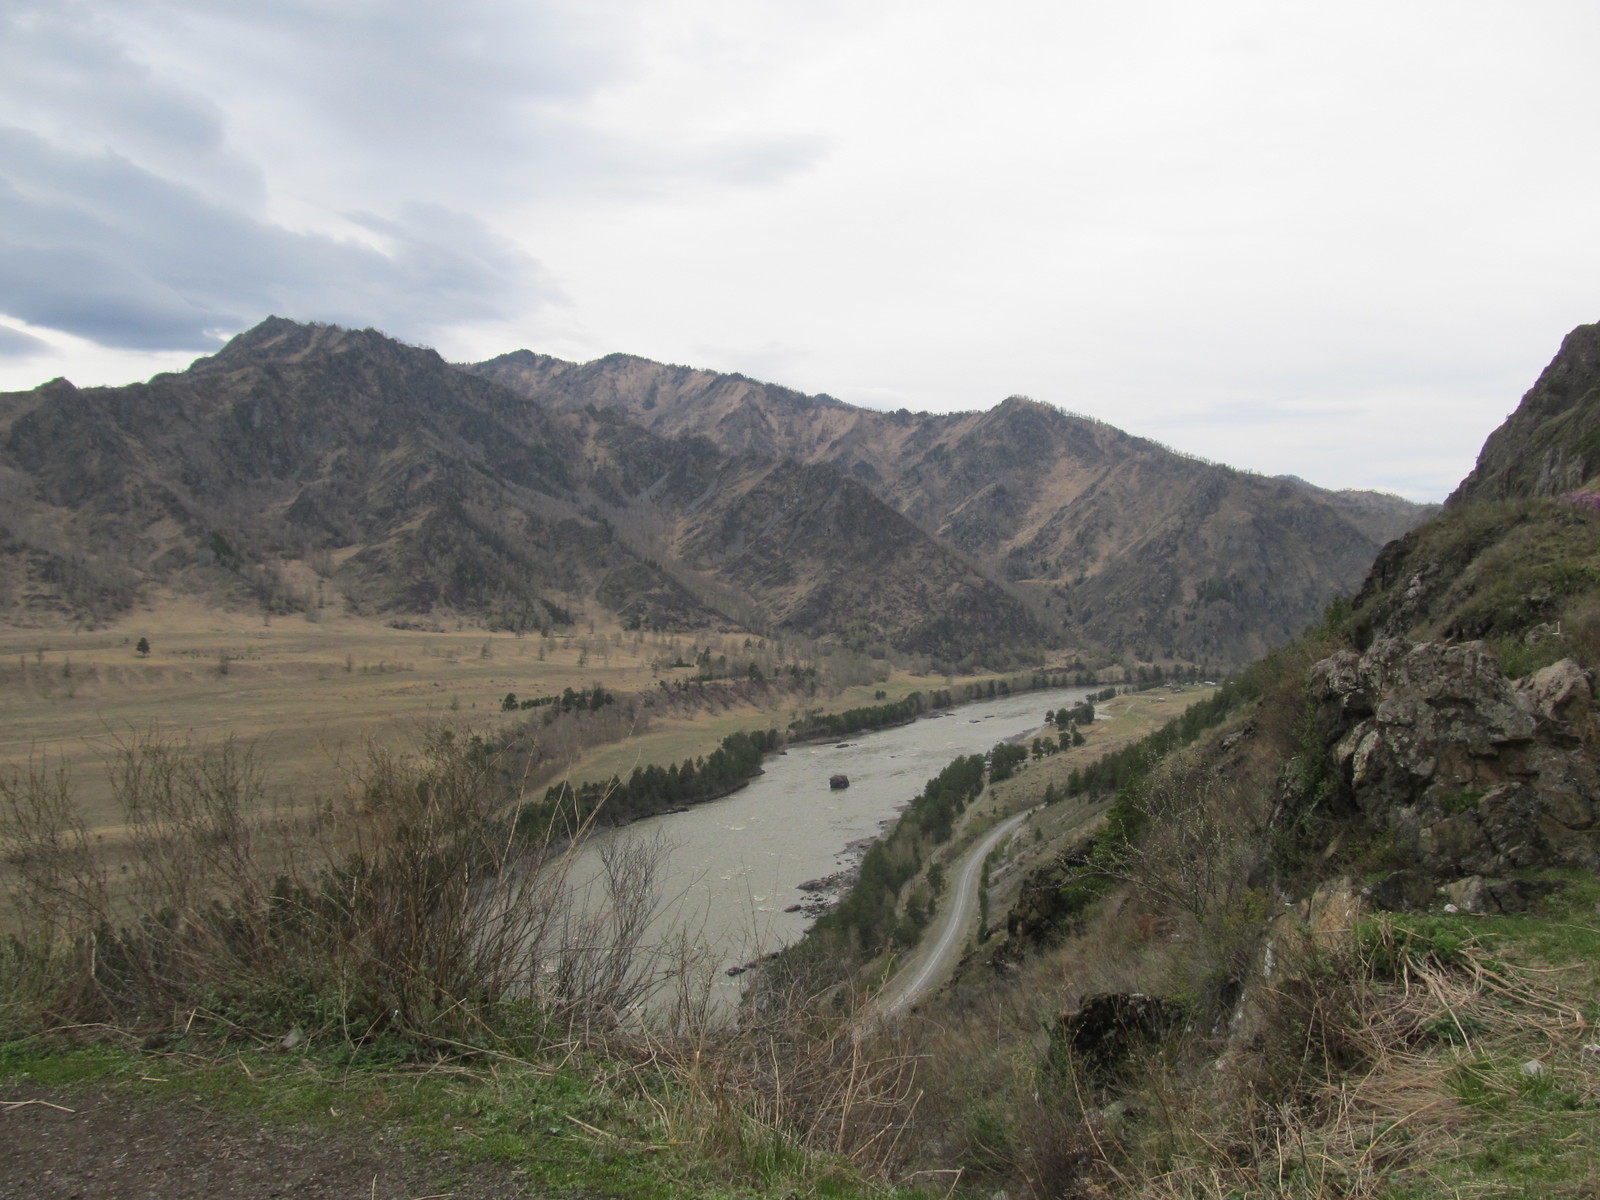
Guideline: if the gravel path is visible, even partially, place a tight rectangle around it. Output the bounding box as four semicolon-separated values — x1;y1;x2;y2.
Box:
873;807;1032;1017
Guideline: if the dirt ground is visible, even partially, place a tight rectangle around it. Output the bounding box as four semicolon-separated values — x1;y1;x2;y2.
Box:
0;1081;537;1200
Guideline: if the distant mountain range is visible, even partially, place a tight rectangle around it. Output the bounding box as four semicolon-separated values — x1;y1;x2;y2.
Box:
0;317;1435;668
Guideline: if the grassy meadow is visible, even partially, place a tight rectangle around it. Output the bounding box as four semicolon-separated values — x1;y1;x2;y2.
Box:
0;592;1016;917
0;597;760;825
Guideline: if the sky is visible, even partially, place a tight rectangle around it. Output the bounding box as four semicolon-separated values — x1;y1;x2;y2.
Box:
2;0;1598;501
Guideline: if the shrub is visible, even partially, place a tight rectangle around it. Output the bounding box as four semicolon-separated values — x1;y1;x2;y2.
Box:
0;730;665;1050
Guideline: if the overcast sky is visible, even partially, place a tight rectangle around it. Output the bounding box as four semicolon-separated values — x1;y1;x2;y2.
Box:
2;0;1597;500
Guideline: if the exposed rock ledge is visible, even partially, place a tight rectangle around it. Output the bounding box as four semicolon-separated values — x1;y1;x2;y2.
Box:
1306;637;1599;878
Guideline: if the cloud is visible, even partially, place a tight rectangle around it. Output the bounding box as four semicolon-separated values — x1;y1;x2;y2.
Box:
2;0;1597;501
0;1;262;207
0;324;48;358
0;0;821;358
0;127;556;351
88;0;823;210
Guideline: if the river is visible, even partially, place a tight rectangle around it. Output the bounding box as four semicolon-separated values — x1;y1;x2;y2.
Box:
564;684;1098;1012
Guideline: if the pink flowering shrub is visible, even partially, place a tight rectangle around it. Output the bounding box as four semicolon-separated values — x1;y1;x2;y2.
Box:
1560;490;1600;514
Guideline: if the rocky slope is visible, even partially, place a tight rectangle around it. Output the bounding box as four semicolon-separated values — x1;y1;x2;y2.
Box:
0;318;1042;662
1151;321;1600;919
921;319;1600;1200
1449;320;1600;504
472;349;1432;665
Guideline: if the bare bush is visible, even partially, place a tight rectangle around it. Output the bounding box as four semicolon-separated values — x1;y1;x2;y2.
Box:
638;977;921;1184
0;757;112;1032
0;727;670;1049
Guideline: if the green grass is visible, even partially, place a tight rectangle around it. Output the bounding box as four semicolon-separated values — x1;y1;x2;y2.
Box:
1360;874;1600;1197
0;1039;916;1199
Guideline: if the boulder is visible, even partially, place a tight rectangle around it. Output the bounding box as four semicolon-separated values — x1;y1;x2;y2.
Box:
1055;993;1188;1083
1305;640;1600;876
1367;869;1435;912
1441;874;1561;915
1517;658;1597;738
1442;875;1494;914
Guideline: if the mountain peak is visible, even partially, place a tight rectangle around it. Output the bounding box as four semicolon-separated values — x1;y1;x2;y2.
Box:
1449;321;1600;506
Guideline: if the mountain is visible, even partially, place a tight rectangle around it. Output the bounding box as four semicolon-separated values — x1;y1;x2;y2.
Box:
1448;321;1600;505
471;349;1434;665
918;319;1600;1198
0;318;1041;663
0;316;1434;666
1343;321;1600;651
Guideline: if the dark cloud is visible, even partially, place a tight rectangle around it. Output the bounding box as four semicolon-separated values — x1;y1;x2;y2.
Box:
0;324;47;357
0;0;819;355
0;128;555;351
100;0;665;204
0;1;259;206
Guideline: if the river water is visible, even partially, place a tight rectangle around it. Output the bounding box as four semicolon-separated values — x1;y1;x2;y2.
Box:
565;684;1097;1011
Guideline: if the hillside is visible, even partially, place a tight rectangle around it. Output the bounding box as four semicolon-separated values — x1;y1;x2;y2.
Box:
0;318;1043;664
1449;320;1600;504
472;348;1433;665
0;316;1430;668
876;318;1600;1196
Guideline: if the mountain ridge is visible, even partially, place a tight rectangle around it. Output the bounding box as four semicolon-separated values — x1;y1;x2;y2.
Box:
0;317;1435;667
470;343;1433;664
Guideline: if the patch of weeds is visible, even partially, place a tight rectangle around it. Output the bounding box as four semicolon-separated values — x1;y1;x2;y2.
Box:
183;1054;674;1196
2;1041;909;1200
1343;824;1412;876
1460;869;1600;982
1436;787;1485;817
1357;914;1483;975
1490;635;1569;680
965;1099;1014;1172
0;1040;132;1087
1514;1063;1556;1103
1446;1058;1503;1108
1419;1011;1486;1046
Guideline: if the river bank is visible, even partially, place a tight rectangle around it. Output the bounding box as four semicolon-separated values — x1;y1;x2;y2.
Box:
565;683;1104;1012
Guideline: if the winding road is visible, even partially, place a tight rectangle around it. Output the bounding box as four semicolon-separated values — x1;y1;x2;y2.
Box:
872;806;1033;1017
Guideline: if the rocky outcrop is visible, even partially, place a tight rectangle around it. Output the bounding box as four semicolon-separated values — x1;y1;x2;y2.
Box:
1449;321;1600;506
1002;831;1099;943
1053;993;1189;1084
1307;638;1599;878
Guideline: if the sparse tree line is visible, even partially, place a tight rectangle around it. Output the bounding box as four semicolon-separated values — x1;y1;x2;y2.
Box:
799;725;1058;964
1040;673;1257;919
1062;676;1249;803
814;752;988;956
787;690;947;741
789;676;1228;973
501;685;615;714
518;728;783;837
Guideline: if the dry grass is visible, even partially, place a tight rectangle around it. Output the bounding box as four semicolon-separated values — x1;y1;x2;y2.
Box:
0;597;915;918
882;899;1598;1199
628;975;924;1188
0;598;666;829
1120;915;1596;1200
0;726;673;1048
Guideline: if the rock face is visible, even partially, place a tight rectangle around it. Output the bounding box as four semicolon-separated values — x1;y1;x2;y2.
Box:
1449;321;1600;506
1002;832;1098;944
473;353;1434;667
1308;638;1600;877
1053;993;1189;1084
